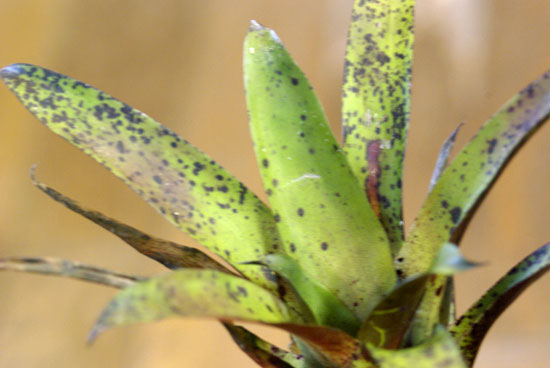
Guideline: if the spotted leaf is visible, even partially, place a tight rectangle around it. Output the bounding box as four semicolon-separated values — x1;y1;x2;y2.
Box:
367;327;467;368
450;243;550;366
342;0;415;254
32;172;232;273
397;71;550;277
88;269;297;342
244;22;395;320
0;64;281;290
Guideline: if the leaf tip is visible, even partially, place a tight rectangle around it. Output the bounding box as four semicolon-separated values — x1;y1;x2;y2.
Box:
0;63;27;82
249;20;264;32
86;324;104;345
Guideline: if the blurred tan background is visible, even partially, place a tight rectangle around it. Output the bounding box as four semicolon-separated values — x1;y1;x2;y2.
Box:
1;1;549;367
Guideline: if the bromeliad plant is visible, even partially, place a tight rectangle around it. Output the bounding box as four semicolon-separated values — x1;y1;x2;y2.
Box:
1;0;550;367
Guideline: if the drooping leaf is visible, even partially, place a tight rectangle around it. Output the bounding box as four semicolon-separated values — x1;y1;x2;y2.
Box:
244;21;396;320
31;169;232;273
450;242;550;366
88;269;298;342
397;71;550;277
259;254;359;335
0;64;280;290
367;327;467;368
0;256;142;288
342;0;415;254
358;274;429;349
429;123;463;191
224;323;304;368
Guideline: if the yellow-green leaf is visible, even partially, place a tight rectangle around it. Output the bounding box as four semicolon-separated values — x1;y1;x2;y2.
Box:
342;0;415;254
89;269;297;342
261;254;359;335
244;22;395;320
397;71;550;277
0;63;280;290
32;171;232;273
367;327;467;368
451;242;550;366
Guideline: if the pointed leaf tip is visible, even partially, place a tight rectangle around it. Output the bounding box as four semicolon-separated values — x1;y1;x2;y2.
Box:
249;20;264;31
0;64;23;81
430;242;481;275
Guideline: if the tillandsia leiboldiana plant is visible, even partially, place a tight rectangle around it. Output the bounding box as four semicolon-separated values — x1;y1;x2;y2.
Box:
1;0;550;367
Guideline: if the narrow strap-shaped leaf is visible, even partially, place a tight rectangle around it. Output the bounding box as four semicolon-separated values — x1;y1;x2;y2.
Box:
0;64;280;290
224;324;305;368
429;123;463;191
0;257;292;365
88;269;298;342
32;170;232;273
0;256;143;288
450;242;550;366
397;71;550;278
366;327;467;368
261;254;359;335
358;275;429;349
342;0;415;254
244;22;395;320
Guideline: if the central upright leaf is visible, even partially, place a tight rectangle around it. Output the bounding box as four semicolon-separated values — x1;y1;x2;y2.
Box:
342;0;415;254
244;22;396;320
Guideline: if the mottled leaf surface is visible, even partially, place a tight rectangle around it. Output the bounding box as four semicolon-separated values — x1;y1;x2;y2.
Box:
244;22;395;320
342;0;415;253
397;71;550;277
32;172;232;273
262;254;359;335
451;243;550;366
225;324;305;368
0;256;142;288
0;64;280;289
89;269;297;341
367;327;467;368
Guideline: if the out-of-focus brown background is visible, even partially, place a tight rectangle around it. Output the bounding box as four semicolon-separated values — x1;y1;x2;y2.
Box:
1;1;549;367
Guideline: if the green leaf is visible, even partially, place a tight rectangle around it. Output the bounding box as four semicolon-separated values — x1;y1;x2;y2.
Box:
367;327;467;368
0;63;281;290
358;274;429;349
450;242;550;366
397;71;550;277
0;256;143;288
260;254;360;335
342;0;415;254
88;269;297;342
404;243;479;345
244;21;395;320
224;324;304;368
32;169;232;273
